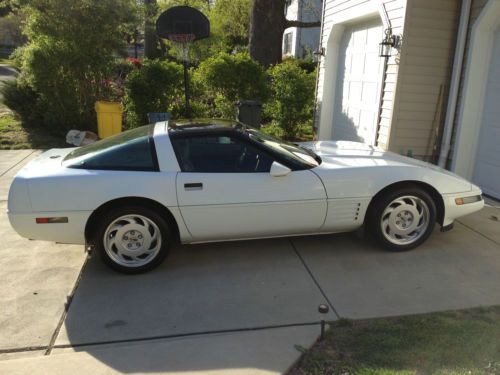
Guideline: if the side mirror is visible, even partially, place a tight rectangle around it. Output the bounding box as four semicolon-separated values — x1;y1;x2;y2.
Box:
270;161;291;177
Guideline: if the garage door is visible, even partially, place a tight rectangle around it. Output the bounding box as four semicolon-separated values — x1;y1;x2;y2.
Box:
473;28;500;199
333;18;384;145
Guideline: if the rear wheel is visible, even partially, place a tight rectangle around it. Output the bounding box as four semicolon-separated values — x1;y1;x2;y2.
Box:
93;206;170;273
367;187;436;251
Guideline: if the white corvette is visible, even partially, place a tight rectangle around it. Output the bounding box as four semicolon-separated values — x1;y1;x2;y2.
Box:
8;119;484;273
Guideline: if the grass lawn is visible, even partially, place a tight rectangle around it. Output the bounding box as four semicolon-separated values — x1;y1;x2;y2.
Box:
0;109;66;149
289;306;500;375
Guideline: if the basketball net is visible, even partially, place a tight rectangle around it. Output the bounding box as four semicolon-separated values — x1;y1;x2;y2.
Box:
169;33;195;63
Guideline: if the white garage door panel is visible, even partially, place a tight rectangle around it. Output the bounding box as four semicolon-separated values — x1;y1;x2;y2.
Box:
333;18;383;145
473;163;500;198
473;29;500;199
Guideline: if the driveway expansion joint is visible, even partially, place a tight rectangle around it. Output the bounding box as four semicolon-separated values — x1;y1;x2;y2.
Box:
0;346;48;355
0;321;322;355
44;252;91;356
52;321;321;350
457;219;500;246
289;239;341;319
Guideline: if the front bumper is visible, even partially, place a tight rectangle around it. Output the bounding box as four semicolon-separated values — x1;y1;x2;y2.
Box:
441;190;484;227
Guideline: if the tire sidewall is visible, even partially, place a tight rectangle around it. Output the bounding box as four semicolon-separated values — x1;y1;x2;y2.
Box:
94;206;171;274
368;187;437;251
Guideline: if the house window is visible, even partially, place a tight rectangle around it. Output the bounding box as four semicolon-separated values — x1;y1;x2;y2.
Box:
284;32;293;55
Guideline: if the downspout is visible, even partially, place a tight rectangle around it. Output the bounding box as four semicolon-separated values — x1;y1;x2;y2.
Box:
312;0;327;137
437;0;471;168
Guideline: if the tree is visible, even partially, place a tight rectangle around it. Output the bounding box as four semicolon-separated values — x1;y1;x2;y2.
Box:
8;0;138;131
211;0;251;50
0;4;11;17
249;0;320;67
0;11;24;46
144;0;161;59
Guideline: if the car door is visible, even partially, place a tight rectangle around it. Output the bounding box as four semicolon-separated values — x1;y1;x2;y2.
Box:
172;133;327;241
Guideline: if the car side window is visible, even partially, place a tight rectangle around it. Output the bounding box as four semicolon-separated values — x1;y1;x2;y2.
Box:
65;132;157;171
172;135;274;173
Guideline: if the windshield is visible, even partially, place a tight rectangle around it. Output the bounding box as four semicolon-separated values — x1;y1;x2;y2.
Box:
245;128;320;168
63;125;157;171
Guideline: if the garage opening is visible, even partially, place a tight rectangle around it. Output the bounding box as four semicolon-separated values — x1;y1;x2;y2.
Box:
472;28;500;199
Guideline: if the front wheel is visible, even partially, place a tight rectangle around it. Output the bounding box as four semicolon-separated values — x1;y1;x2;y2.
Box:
367;187;437;251
93;206;171;274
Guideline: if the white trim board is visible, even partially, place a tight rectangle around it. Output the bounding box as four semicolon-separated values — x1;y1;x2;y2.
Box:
451;0;500;179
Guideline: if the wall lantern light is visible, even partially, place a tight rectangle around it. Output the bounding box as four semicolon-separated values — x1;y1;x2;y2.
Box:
379;28;399;58
313;47;325;57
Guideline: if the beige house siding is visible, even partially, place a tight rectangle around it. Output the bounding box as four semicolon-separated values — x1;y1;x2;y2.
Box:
448;0;488;164
314;0;407;146
387;0;460;160
377;0;407;149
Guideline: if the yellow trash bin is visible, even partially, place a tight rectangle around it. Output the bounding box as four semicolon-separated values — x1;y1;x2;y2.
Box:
95;101;123;139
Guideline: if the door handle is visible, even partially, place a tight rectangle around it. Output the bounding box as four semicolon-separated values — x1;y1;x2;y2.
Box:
184;182;203;190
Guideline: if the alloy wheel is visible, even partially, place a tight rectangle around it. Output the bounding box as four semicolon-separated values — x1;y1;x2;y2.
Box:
380;195;430;245
103;214;162;268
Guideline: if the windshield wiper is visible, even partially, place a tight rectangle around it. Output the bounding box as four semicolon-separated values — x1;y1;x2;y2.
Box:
297;144;322;164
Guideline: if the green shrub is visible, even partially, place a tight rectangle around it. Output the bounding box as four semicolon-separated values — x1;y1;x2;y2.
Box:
0;79;43;127
260;122;284;138
123;59;183;128
6;0;138;131
261;121;314;141
193;52;268;118
265;60;316;139
295;57;317;74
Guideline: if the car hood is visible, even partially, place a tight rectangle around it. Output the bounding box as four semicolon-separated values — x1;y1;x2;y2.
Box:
297;140;476;196
300;140;459;175
300;140;379;155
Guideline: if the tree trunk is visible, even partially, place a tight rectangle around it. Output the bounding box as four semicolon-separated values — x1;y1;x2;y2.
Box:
144;0;160;59
249;0;286;67
249;0;322;67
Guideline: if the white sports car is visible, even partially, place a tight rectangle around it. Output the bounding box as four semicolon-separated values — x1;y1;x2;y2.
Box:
8;119;484;273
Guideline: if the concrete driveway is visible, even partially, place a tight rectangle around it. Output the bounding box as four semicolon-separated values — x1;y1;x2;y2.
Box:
0;151;87;357
0;149;499;374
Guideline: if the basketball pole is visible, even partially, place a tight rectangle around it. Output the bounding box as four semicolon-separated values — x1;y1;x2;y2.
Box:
155;6;210;120
183;60;191;118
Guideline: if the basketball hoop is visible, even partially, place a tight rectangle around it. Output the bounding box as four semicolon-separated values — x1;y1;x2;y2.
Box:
156;6;210;117
168;33;196;63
